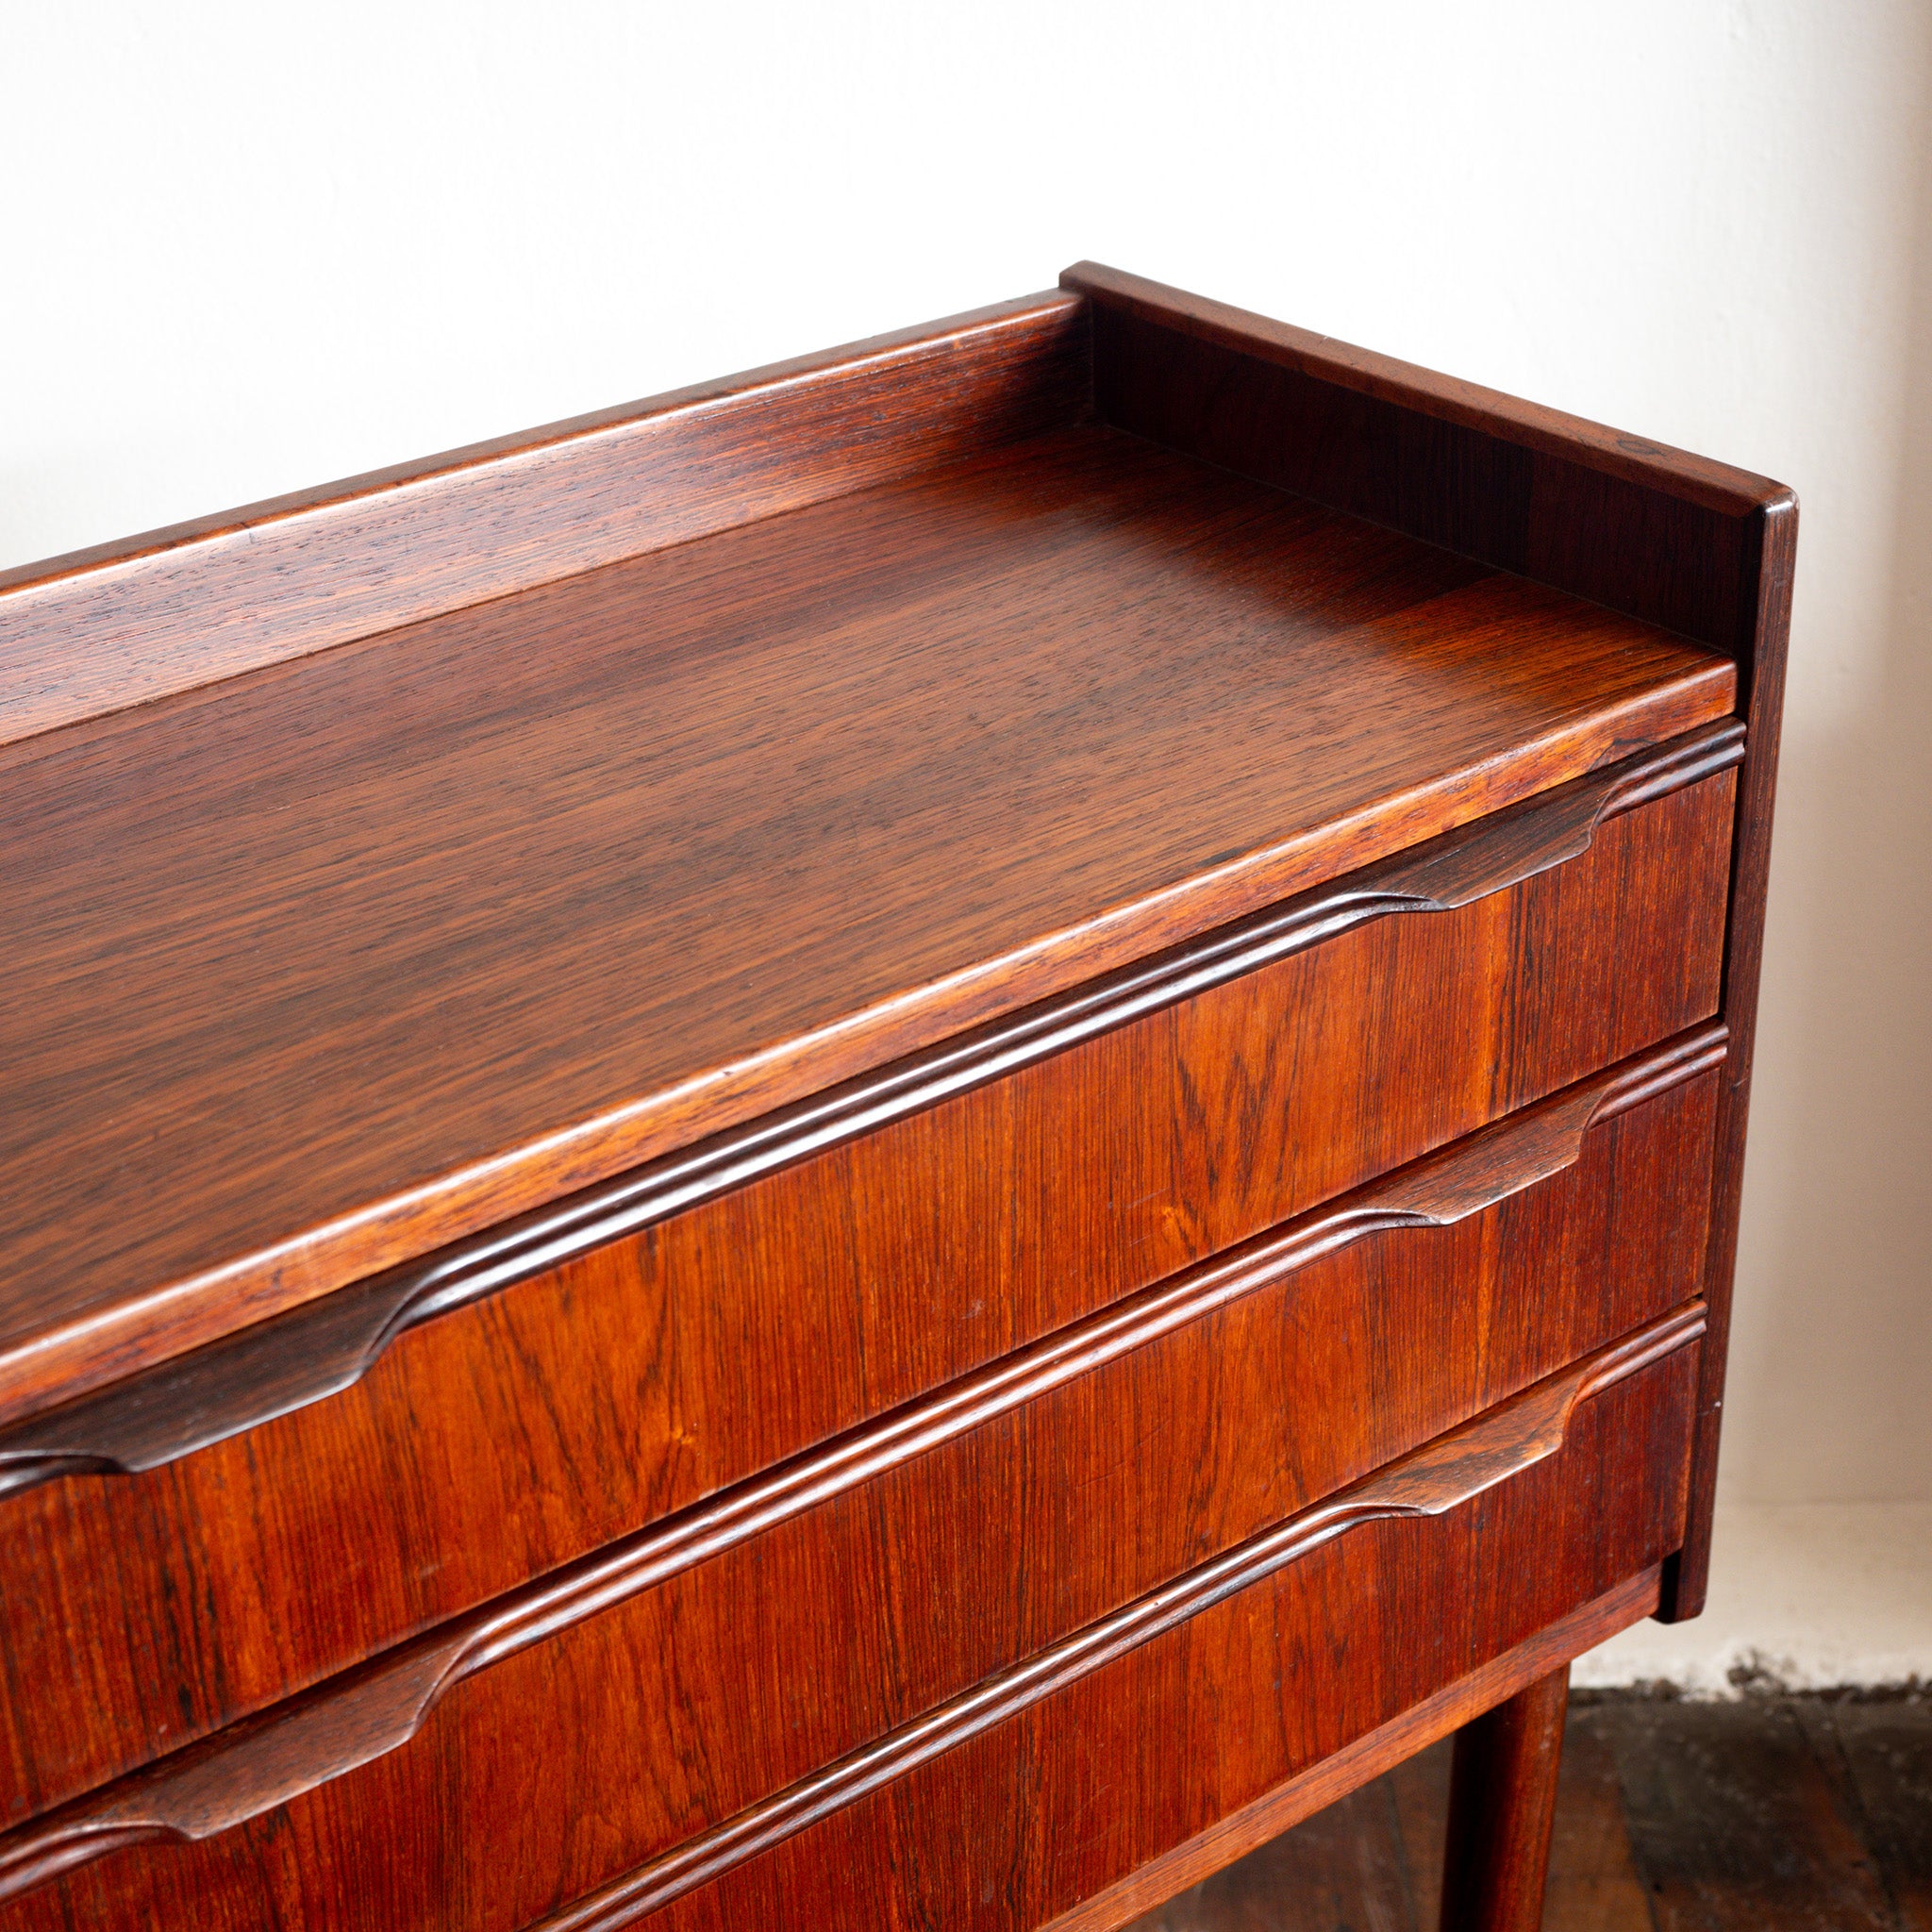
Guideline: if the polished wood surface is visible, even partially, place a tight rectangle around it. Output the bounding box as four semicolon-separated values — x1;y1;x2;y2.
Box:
0;421;1736;1430
0;1022;1721;1826
1440;1669;1571;1932
0;291;1089;746
0;267;1791;1932
1059;262;1787;635
0;722;1739;1507
0;738;1735;1816
549;1341;1699;1932
0;1324;1699;1929
1674;496;1797;1618
1046;1576;1662;1932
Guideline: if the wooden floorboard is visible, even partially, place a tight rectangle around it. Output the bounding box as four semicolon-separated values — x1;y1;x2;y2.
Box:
1122;1694;1931;1932
1806;1703;1932;1931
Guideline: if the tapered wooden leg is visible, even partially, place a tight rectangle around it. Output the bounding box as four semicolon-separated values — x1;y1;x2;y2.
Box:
1439;1663;1570;1932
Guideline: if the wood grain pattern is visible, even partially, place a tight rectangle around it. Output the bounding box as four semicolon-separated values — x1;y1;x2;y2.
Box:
0;1025;1724;1827
0;765;1732;1820
1668;495;1797;1620
0;420;1737;1433
1822;1702;1932;1931
0;291;1089;746
0;1314;1703;1927
1600;1700;1905;1930
544;1336;1701;1932
0;718;1740;1493
545;1323;1696;1932
1440;1669;1571;1932
1046;1574;1663;1932
1111;1689;1932;1932
1057;262;1795;1625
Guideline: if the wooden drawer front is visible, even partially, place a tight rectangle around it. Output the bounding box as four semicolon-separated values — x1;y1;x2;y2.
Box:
0;735;1736;1824
0;1041;1714;1927
616;1340;1699;1932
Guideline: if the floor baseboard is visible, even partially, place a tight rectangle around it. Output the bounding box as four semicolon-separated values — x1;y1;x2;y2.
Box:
1575;1501;1932;1695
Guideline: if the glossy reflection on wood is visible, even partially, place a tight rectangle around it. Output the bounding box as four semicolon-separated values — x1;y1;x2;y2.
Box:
1059;260;1795;1624
558;1347;1698;1932
0;1042;1720;1852
0;720;1742;1507
0;292;1092;745
1440;1670;1572;1932
0;758;1734;1821
1053;1576;1663;1932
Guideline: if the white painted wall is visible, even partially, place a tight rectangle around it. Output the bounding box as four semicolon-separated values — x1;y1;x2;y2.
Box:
4;2;1926;1685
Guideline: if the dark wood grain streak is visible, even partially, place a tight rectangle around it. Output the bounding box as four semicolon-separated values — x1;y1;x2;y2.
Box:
0;720;1740;1493
1440;1669;1572;1932
0;291;1090;746
0;422;1737;1433
0;1029;1721;1836
1041;1575;1663;1932
0;1313;1703;1924
0;752;1739;1819
1058;263;1793;1628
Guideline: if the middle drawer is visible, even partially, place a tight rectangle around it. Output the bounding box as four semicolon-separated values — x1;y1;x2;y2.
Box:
0;731;1735;1823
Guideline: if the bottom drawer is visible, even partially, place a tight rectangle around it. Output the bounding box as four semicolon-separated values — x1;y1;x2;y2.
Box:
570;1328;1699;1931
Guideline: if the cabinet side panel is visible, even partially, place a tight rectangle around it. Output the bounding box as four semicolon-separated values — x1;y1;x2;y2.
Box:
1667;498;1796;1617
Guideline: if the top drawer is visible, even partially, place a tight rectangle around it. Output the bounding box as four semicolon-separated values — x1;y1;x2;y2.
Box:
0;724;1738;1823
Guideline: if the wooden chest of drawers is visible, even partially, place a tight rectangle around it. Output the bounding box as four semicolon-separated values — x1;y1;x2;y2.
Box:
0;264;1793;1931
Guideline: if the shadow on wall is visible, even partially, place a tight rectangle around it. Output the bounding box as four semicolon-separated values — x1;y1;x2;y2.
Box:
1722;62;1932;1508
